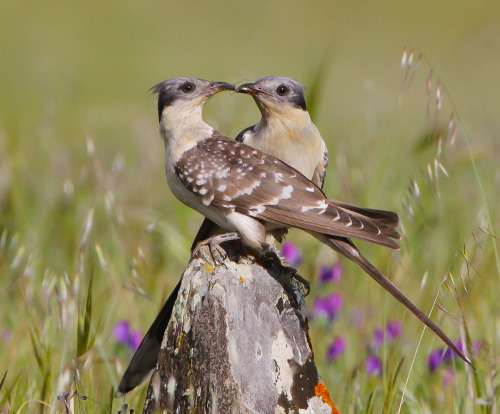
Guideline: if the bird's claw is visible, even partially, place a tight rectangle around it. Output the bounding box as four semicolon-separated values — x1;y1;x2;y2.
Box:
262;251;310;295
191;232;240;267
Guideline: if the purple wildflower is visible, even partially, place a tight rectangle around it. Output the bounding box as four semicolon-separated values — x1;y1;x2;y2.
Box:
319;263;342;284
427;340;481;372
113;321;130;343
327;336;346;361
313;293;343;321
281;242;302;266
428;348;447;371
113;320;142;351
386;321;402;341
366;355;383;376
372;321;403;349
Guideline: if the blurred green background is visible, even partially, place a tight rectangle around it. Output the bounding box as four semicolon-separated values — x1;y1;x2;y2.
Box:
1;1;499;412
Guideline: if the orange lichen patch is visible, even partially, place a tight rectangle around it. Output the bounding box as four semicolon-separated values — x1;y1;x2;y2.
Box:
315;383;339;414
240;276;245;283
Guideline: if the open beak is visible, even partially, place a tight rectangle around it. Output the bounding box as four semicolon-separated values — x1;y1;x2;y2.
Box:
208;81;235;95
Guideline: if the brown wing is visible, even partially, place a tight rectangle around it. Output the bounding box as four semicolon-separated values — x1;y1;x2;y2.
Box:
176;136;399;249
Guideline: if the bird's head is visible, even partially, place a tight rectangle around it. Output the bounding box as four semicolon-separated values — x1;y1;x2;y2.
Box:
151;77;234;122
236;76;307;115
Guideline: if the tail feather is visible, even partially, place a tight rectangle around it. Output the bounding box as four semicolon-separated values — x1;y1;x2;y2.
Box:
314;233;475;370
331;200;400;229
116;281;181;396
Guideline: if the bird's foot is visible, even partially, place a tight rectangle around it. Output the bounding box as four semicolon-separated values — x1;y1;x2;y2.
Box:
262;250;310;295
191;232;241;267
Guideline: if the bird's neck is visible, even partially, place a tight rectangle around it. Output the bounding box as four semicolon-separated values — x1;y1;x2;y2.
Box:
159;102;214;165
256;105;311;131
249;108;323;181
254;107;315;142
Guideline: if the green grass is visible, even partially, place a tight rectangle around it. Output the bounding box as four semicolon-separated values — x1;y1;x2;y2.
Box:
1;2;499;412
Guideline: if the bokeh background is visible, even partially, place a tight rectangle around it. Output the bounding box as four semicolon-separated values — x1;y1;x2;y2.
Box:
1;1;499;412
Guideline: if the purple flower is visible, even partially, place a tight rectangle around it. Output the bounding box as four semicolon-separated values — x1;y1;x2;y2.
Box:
281;242;302;266
386;321;402;341
372;321;403;349
319;263;342;283
327;337;346;361
113;320;142;351
113;321;131;343
428;340;481;372
313;293;343;321
428;348;447;371
366;355;383;376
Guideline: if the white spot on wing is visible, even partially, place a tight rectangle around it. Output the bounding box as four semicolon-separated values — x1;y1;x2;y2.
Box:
267;197;281;206
281;185;293;199
202;194;214;206
238;179;261;196
248;205;266;217
301;200;328;213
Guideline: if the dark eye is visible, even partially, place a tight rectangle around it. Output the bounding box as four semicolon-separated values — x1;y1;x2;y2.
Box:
276;84;289;96
180;82;195;93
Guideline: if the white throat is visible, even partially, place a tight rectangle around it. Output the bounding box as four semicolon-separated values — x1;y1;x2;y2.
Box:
159;99;214;167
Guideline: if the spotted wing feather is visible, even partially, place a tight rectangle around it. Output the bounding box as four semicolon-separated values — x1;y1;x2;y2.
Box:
175;136;400;249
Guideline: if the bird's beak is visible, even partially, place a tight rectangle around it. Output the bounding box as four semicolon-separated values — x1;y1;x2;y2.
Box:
236;83;259;96
208;81;234;95
236;83;272;97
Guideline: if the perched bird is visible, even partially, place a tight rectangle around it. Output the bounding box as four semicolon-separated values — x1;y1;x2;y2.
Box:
117;76;472;395
117;79;234;395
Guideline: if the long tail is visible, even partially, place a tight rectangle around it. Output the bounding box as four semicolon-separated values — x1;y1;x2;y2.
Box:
331;200;400;230
313;233;475;370
116;280;181;396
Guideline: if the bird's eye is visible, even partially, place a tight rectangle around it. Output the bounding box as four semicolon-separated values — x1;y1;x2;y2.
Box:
276;84;289;96
180;82;195;93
